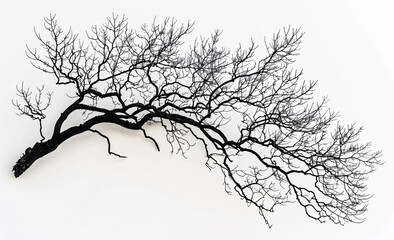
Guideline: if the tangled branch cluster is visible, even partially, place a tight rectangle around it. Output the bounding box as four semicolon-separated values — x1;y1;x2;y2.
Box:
14;14;381;226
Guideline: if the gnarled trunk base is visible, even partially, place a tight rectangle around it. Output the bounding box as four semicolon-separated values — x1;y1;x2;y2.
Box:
13;140;58;178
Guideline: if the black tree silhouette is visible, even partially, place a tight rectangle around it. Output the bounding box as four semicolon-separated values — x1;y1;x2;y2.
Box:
13;15;381;226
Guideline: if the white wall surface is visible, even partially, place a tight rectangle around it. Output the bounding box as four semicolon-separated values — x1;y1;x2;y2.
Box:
0;0;393;239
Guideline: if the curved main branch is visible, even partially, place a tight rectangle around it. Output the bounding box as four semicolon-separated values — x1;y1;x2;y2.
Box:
14;15;381;226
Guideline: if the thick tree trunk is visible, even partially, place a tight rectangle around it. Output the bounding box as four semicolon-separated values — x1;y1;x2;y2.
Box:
12;113;147;177
12;111;202;177
13;139;60;177
13;118;95;177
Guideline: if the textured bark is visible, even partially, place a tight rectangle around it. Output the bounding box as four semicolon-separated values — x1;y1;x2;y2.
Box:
14;141;56;178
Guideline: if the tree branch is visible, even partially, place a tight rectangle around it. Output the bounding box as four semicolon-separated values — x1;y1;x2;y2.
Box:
88;129;126;158
13;15;382;227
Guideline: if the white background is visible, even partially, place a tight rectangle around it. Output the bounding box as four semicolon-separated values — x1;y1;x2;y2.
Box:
1;0;393;239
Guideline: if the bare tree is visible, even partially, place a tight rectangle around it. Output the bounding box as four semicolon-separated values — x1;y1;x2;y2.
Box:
13;15;381;226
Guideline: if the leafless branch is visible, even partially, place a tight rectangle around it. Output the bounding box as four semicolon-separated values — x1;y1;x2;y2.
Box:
13;15;382;227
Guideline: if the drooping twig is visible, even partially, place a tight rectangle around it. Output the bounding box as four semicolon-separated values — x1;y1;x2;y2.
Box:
89;129;126;158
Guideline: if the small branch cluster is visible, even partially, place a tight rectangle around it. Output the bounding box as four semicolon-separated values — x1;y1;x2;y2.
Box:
13;15;381;226
12;83;52;141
